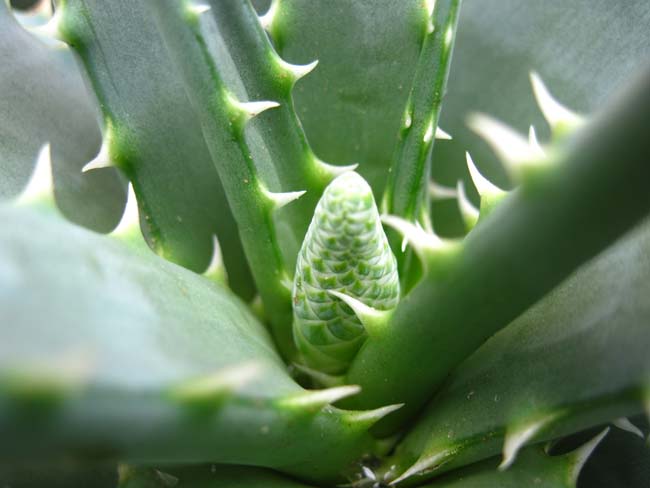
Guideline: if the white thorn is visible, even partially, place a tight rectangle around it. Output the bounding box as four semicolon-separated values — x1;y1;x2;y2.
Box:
530;72;583;132
428;180;457;200
327;290;392;337
279;385;361;410
456;180;479;228
444;24;454;47
390;449;455;485
568;428;609;485
259;0;279;31
231;98;280;122
112;184;141;237
187;3;210;15
28;7;64;42
423;119;434;143
361;466;376;481
17;143;54;206
204;235;227;284
278;58;319;83
425;0;436;17
346;403;404;426
500;415;557;470
404;110;413;129
465;152;504;198
317;159;359;180
468;113;544;177
435;127;452;140
381;214;448;260
82;140;113;173
528;125;544;155
612;417;644;438
170;362;261;403
262;188;306;210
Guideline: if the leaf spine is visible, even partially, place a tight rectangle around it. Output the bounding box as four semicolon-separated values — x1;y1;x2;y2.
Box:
456;180;479;229
16;143;55;206
465;152;505;198
468;113;545;179
500;413;559;470
277;385;361;411
530;71;583;133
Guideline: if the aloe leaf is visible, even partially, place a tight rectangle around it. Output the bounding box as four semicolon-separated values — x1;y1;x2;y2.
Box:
205;0;351;267
0;2;123;232
0;205;390;484
417;432;607;488
577;419;650;488
119;465;316;488
50;0;254;298
385;219;650;485
342;70;650;432
273;1;427;193
0;463;117;488
432;0;650;198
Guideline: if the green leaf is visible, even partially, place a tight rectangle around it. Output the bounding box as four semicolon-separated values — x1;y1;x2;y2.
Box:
418;436;604;488
119;465;316;488
0;205;387;484
432;0;650;201
0;463;117;488
274;0;427;193
342;66;650;433
0;2;123;232
55;0;254;297
386;218;650;484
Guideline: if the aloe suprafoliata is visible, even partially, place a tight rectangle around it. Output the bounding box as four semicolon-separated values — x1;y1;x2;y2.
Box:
2;0;650;487
293;171;399;375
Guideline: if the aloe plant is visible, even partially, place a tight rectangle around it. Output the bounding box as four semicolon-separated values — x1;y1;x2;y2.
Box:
1;0;650;487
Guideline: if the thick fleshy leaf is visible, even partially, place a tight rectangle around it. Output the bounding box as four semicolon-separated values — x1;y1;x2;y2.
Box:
119;465;316;488
386;218;650;485
0;2;123;232
275;0;427;193
0;205;384;484
432;0;650;200
54;0;254;297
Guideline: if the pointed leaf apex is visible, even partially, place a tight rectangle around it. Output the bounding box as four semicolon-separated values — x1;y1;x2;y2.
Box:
435;127;452;140
327;290;392;338
429;180;457;200
262;187;306;210
468;113;544;178
465;152;505;198
500;414;558;470
278;385;361;411
170;362;261;404
530;71;583;132
612;417;644;438
568;428;609;484
204;235;227;284
457;180;479;230
17;143;55;206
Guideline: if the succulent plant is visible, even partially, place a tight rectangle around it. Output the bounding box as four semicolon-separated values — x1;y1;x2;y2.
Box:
1;0;650;487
